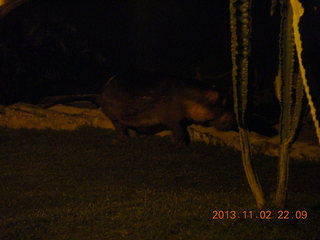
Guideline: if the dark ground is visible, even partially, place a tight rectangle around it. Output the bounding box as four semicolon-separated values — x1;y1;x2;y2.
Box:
0;127;319;240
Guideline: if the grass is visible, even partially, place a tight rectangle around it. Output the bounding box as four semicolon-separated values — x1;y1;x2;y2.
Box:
0;127;319;240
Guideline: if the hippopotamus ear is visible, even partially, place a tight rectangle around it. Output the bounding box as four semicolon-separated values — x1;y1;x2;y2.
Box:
204;91;220;103
195;71;202;81
222;98;228;107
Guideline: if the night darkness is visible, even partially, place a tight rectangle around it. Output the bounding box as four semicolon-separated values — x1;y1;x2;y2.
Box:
0;0;283;105
1;1;320;239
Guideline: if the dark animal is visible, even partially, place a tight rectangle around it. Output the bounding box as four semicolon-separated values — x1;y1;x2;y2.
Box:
100;70;237;145
40;69;237;145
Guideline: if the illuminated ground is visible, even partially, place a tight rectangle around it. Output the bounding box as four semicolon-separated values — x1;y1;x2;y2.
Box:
0;103;319;161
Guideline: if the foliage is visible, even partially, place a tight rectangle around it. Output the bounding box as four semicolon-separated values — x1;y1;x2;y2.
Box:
275;0;305;208
0;1;107;105
230;0;320;209
229;0;265;209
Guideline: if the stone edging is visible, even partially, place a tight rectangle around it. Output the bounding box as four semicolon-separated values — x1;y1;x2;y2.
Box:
0;103;319;161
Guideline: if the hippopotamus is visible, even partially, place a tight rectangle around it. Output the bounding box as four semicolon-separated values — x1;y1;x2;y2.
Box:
39;69;237;145
99;69;237;145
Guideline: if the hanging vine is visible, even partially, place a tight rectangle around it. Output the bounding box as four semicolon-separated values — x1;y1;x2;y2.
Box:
290;0;320;144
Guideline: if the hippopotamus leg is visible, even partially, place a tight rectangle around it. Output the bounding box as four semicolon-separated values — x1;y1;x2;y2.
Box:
105;111;130;139
166;122;190;146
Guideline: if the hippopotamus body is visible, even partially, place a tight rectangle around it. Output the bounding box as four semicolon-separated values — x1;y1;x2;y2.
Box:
100;69;237;145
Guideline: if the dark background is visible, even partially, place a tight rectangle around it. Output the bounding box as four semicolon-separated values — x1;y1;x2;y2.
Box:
0;0;318;112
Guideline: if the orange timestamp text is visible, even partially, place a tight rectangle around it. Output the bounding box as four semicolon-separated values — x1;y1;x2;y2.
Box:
211;210;308;220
